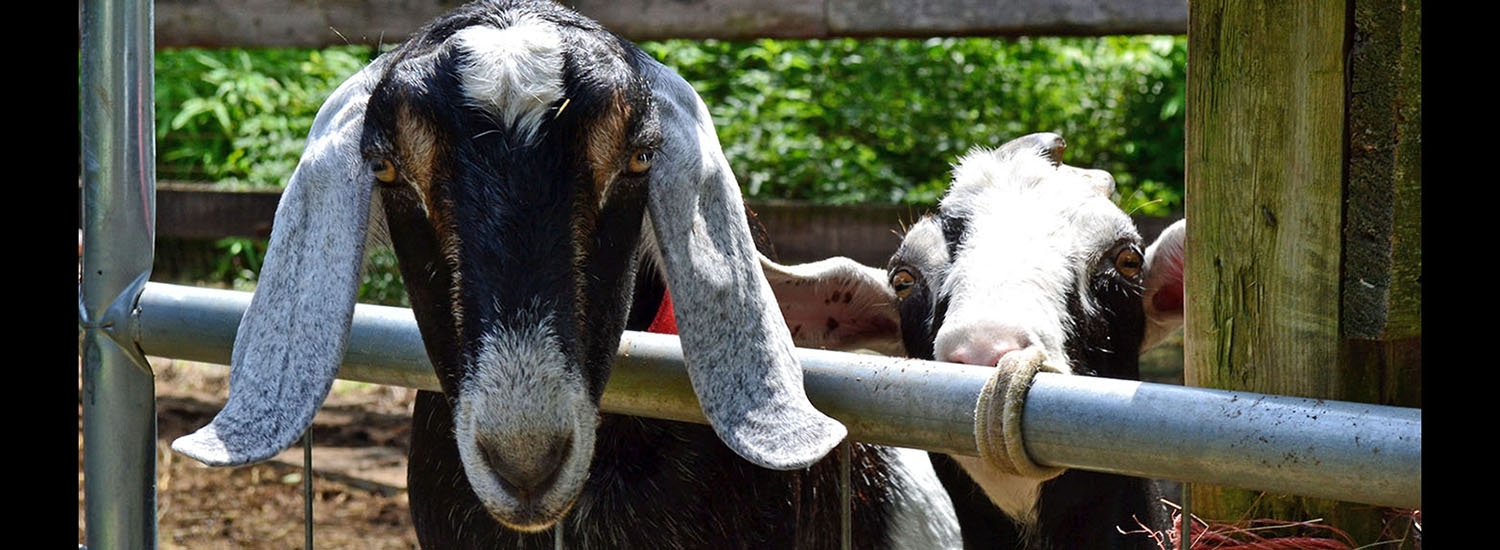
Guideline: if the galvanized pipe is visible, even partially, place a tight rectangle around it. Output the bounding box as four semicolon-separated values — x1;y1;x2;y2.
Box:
1022;374;1422;510
135;282;1422;509
80;0;158;548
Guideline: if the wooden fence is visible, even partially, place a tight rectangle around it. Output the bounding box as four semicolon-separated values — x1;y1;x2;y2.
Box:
155;0;1188;49
133;183;1180;268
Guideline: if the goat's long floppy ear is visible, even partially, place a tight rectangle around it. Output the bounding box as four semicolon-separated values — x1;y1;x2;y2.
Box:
1141;218;1186;351
641;61;846;470
172;61;384;466
760;254;904;356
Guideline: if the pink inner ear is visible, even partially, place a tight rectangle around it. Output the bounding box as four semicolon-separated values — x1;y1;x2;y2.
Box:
1153;280;1183;313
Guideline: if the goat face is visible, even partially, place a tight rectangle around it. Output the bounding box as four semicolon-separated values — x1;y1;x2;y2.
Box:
891;132;1181;376
762;132;1186;542
765;132;1184;374
359;6;661;530
173;0;846;535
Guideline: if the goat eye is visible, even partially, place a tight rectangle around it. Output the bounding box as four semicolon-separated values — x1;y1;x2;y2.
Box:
1115;248;1143;278
890;269;917;299
372;158;397;183
627;151;653;175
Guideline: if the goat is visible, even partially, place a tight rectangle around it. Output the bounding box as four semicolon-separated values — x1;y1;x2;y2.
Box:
762;132;1187;549
170;1;959;548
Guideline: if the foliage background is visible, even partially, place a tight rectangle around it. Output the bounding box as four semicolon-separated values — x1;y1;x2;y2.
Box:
150;36;1187;302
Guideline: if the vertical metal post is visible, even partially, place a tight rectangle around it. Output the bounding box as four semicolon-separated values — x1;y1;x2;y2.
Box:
304;432;314;550
80;0;157;548
838;441;851;550
1180;484;1190;549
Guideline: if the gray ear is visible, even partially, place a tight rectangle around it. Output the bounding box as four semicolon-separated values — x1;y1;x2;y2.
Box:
1141;218;1186;351
759;254;904;356
641;60;846;470
171;61;384;466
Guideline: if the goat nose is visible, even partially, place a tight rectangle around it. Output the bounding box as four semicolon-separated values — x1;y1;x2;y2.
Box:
482;434;571;496
946;342;1025;367
938;326;1033;367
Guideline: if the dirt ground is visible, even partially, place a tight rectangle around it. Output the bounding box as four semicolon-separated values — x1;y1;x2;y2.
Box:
79;358;422;550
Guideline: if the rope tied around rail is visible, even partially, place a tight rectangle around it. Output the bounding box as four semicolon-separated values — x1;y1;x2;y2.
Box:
973;346;1066;480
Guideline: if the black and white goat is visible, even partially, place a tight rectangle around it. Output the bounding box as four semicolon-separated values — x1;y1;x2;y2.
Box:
764;133;1187;549
171;1;959;548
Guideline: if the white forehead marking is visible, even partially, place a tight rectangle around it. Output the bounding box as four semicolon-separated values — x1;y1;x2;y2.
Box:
453;17;566;143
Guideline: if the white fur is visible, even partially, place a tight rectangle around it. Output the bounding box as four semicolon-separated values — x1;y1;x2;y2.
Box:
929;147;1140;527
886;447;964;549
933;147;1139;374
935;150;1094;374
949;454;1043;527
454;17;565;144
454;312;599;530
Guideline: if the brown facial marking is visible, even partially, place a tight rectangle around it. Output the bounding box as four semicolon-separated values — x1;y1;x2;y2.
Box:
572;92;629;331
395;101;444;221
570;173;598;334
394;100;465;333
584;89;632;202
568;89;631;324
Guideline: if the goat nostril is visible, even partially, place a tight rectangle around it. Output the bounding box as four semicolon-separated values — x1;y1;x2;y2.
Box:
484;435;572;497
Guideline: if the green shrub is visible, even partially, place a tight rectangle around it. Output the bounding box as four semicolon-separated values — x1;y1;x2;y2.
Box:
642;36;1186;213
154;37;1186;303
156;46;372;187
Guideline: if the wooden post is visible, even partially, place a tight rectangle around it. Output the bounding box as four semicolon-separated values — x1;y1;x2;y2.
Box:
1185;0;1420;546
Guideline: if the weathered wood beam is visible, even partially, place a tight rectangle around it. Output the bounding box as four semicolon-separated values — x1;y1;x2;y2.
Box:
1185;0;1420;545
1342;0;1422;409
150;0;1187;49
111;184;1178;268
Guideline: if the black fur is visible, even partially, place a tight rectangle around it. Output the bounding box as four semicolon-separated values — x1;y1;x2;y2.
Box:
887;212;1172;549
929;453;1025;548
406;259;899;549
366;2;906;546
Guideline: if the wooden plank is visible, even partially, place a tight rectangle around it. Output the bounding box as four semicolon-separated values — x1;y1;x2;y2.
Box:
1185;0;1420;544
1342;0;1421;413
155;182;283;239
749;200;919;267
567;0;827;42
1345;0;1422;342
137;185;1179;268
826;0;1188;38
1185;0;1355;534
1186;1;1347;397
151;0;1187;49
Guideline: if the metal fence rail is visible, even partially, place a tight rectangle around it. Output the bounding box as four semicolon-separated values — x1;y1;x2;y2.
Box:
136;282;1422;510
